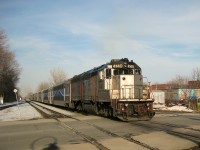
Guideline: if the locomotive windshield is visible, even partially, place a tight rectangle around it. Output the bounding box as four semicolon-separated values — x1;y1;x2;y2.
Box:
106;68;141;78
113;69;141;75
113;69;134;75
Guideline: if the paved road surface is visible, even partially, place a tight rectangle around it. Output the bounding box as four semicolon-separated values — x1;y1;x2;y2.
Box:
0;119;98;150
0;102;199;150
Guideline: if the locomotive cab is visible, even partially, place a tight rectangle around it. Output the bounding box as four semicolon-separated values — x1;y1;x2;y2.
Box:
101;58;155;121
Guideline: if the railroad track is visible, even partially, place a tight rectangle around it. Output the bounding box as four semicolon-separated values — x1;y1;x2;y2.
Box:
150;121;200;133
29;101;159;150
155;111;200;121
131;120;200;147
168;113;200;122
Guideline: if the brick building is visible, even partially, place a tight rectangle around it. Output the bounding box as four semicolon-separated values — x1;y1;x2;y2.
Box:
150;84;179;91
188;81;200;89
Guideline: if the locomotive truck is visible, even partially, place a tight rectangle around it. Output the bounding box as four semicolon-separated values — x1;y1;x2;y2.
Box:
32;58;155;121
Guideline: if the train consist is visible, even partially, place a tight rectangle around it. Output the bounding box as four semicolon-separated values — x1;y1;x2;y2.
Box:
32;58;155;121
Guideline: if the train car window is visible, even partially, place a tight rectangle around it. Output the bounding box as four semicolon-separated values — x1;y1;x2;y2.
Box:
106;69;111;78
54;84;63;91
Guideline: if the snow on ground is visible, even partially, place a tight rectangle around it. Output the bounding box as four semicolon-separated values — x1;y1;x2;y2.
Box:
0;101;42;122
153;104;194;112
160;105;194;112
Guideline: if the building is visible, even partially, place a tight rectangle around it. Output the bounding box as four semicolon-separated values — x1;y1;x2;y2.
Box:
150;84;179;91
151;90;165;104
188;81;200;89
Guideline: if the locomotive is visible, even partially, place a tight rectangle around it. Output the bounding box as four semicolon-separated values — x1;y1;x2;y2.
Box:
32;58;155;121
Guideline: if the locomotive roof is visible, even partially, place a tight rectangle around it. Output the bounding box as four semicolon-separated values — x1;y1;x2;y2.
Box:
71;64;107;81
71;58;141;81
37;58;141;92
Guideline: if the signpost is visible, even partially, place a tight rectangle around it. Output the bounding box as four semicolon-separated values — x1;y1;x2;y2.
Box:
13;88;21;117
13;89;18;105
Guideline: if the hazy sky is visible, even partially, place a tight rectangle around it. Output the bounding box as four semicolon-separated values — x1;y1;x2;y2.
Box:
1;0;200;94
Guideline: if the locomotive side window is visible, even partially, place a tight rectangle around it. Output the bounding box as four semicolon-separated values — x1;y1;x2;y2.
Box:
106;69;111;78
135;69;141;75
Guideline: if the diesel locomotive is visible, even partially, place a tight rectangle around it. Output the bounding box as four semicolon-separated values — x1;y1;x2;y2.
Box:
32;58;155;121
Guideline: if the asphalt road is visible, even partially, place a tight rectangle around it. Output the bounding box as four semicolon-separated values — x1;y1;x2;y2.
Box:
0;119;98;150
0;107;200;150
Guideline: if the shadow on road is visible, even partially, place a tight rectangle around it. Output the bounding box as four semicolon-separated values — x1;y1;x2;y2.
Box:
30;136;60;150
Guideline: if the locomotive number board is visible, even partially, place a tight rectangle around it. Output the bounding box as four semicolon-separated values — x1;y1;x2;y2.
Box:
112;64;134;68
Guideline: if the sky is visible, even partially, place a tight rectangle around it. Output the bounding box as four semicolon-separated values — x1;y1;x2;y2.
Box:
0;0;200;95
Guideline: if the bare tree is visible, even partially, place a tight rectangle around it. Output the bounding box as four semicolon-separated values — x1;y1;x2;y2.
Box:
49;68;67;85
36;68;67;92
0;30;21;102
167;75;189;88
191;67;200;81
37;81;50;91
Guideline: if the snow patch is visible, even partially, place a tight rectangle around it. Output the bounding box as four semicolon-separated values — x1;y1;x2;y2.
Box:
0;101;42;122
154;104;193;112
